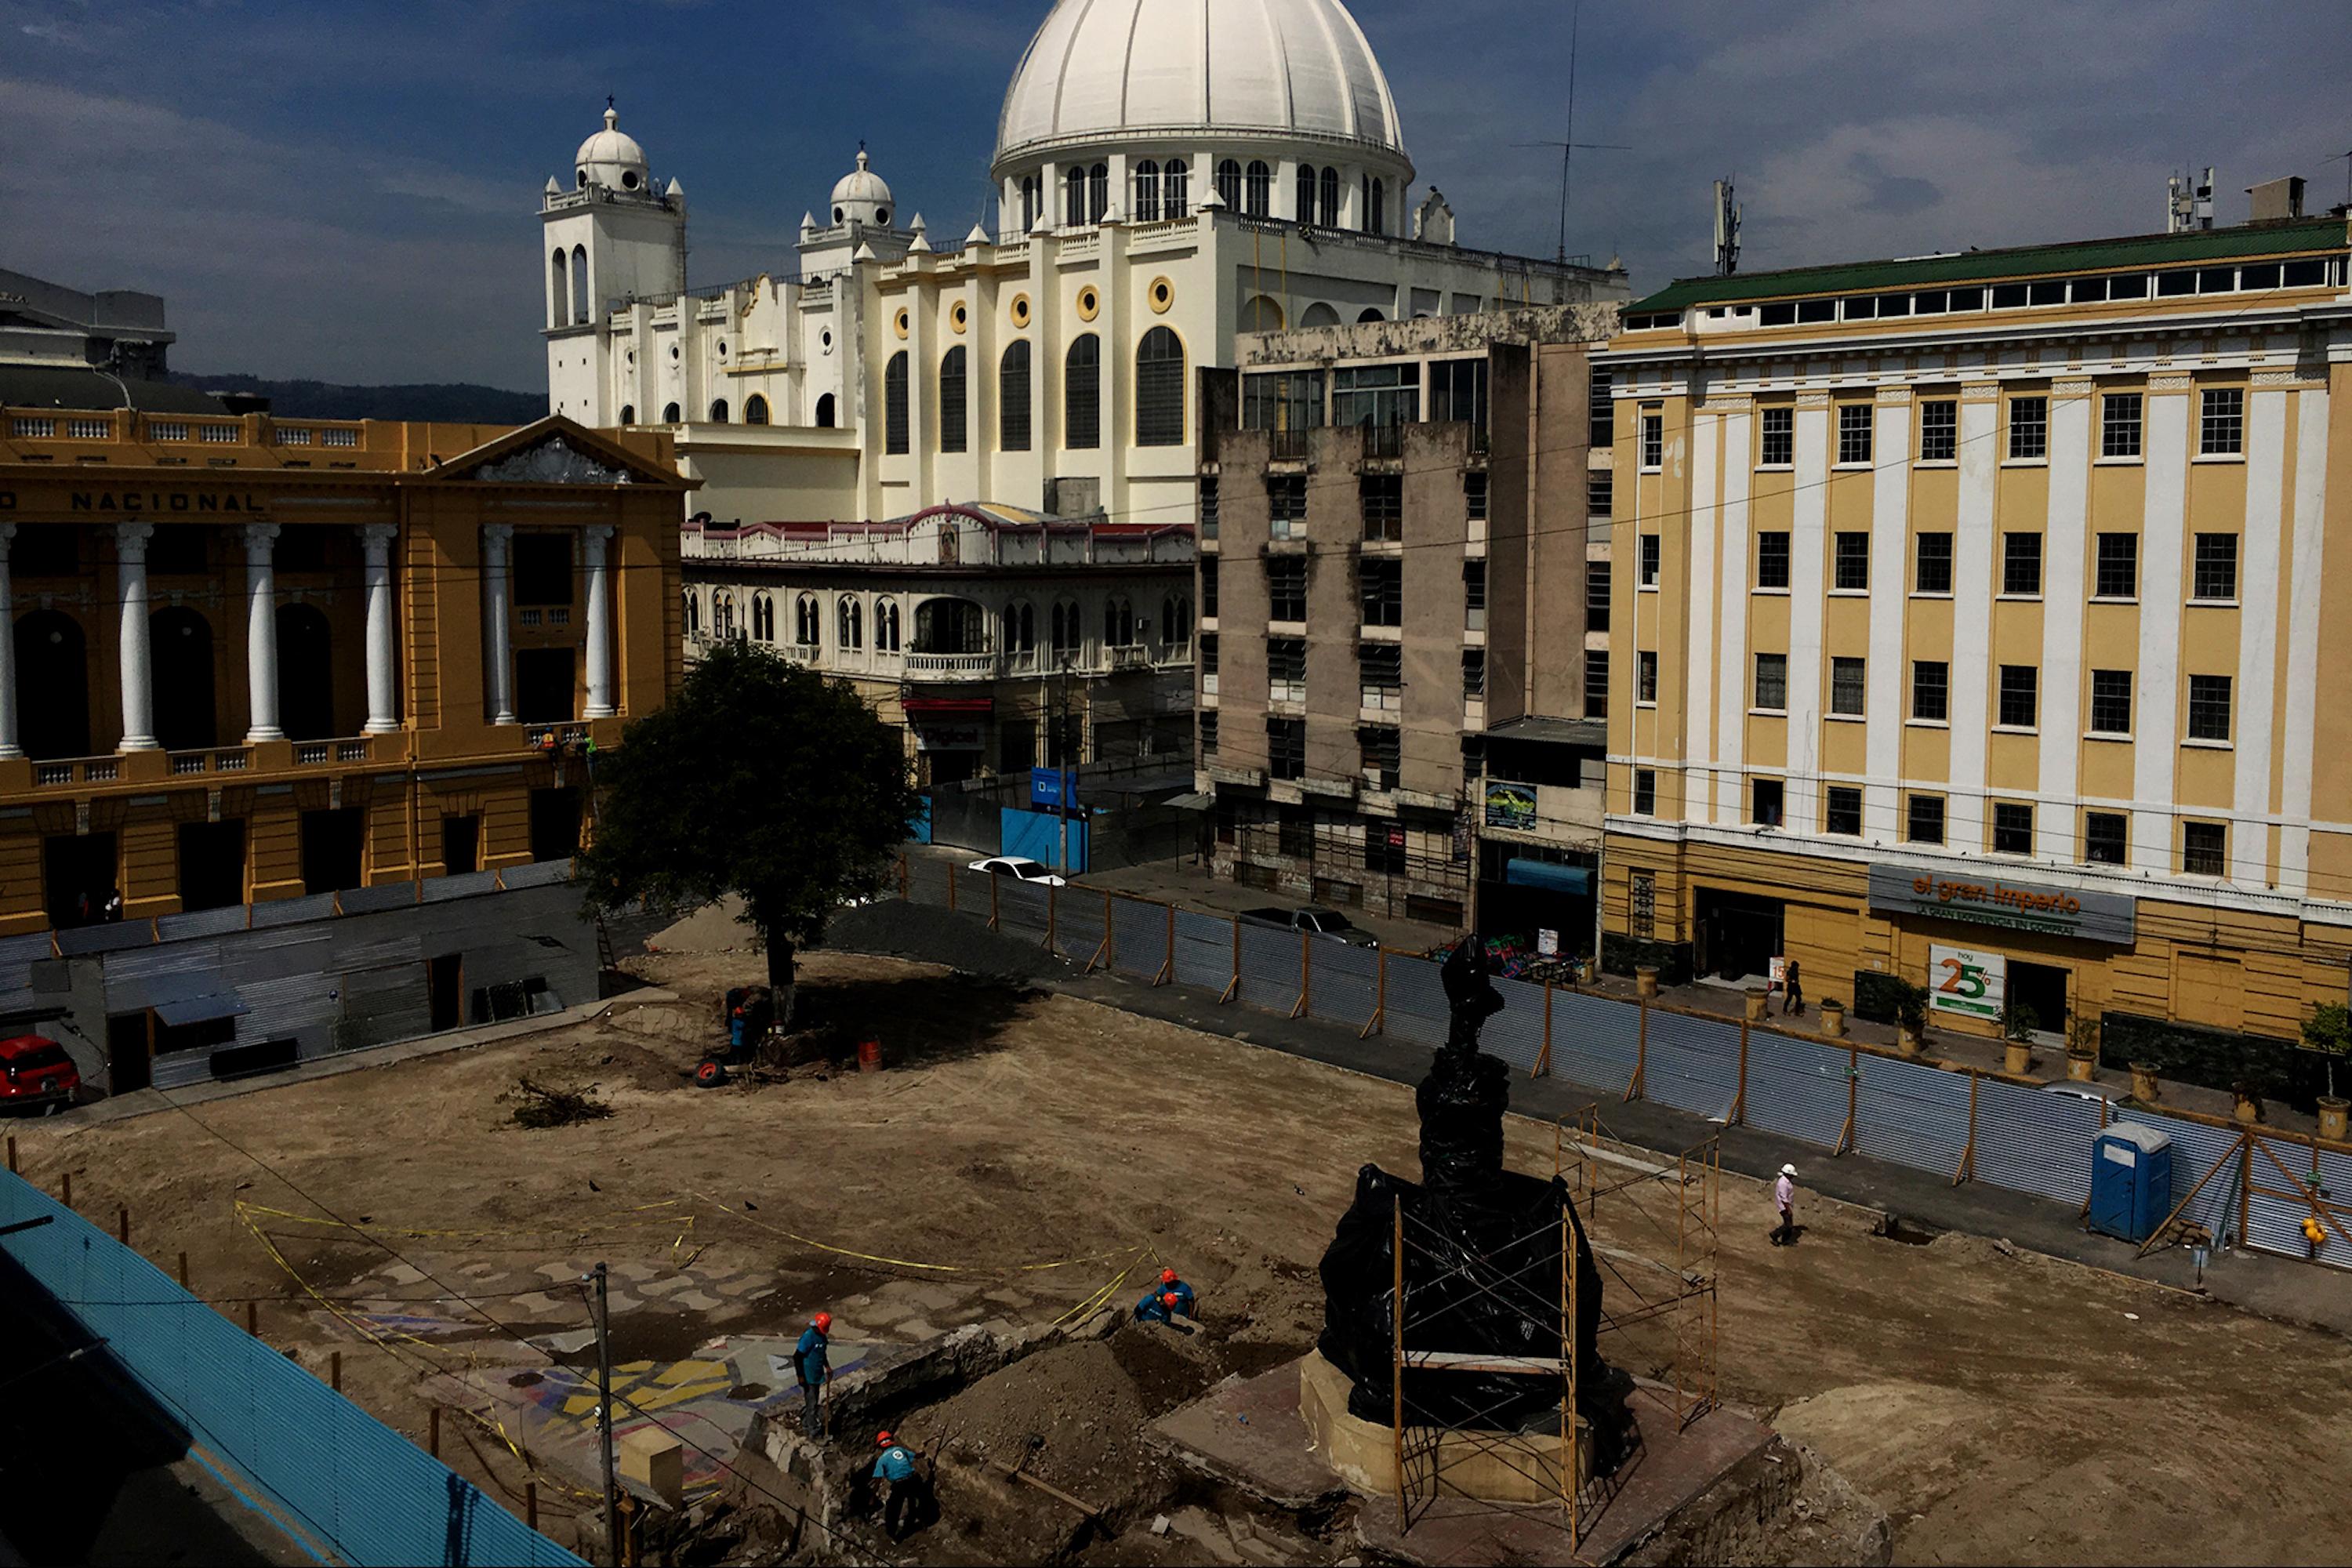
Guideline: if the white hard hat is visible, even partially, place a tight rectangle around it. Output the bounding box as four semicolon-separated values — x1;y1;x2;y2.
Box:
1780;1163;1798;1177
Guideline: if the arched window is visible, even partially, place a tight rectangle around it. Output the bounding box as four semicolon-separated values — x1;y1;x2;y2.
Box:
1163;158;1189;217
1050;601;1080;655
1319;166;1340;227
550;249;568;328
1135;326;1185;447
1105;597;1135;647
1020;174;1040;231
752;590;775;642
1241;296;1285;332
712;591;736;641
1134;160;1160;223
883;351;909;454
1357;307;1386;324
1001;601;1035;656
875;597;901;652
1363;176;1386;235
1300;302;1341;328
619;404;635;424
1087;162;1108;223
682;589;699;640
1214;158;1242;209
745;394;769;425
1163;594;1192;651
277;603;335;739
151;606;216;751
1244;160;1271;217
572;244;589;324
1064;336;1100;450
837;595;864;649
794;593;820;646
815;391;836;428
709;398;729;423
662;401;681;423
1064;166;1087;227
938;346;967;454
16;610;89;760
1294;163;1316;222
1000;340;1032;452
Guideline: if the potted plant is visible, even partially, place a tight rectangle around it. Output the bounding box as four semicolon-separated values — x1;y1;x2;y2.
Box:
2128;1061;2162;1103
2301;1002;2350;1142
2064;1014;2101;1083
2000;999;2040;1076
2232;1079;2265;1127
1820;996;1846;1039
1892;981;1929;1058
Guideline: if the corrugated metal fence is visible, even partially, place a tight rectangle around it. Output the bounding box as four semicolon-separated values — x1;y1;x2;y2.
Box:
0;1171;582;1566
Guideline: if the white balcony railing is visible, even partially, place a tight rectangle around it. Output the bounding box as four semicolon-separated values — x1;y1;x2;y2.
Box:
903;651;1000;677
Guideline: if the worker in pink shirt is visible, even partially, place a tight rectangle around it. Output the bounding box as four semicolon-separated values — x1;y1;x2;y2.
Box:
1771;1163;1798;1246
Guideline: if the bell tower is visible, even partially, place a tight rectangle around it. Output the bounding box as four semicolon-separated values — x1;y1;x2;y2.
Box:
539;102;686;423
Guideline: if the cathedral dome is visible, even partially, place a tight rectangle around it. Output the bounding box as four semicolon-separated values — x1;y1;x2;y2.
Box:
829;148;895;228
575;105;651;194
991;0;1410;179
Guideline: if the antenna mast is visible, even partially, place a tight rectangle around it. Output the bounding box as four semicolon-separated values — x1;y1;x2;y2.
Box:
1712;178;1742;276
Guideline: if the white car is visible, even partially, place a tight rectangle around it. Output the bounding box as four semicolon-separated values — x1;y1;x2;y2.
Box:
967;855;1068;887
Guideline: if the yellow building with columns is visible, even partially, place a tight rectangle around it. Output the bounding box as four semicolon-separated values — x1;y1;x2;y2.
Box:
1597;214;2352;1055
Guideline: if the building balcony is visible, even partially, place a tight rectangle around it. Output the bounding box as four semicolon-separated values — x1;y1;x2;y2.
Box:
166;747;253;778
903;650;1002;679
1106;644;1150;671
32;756;122;788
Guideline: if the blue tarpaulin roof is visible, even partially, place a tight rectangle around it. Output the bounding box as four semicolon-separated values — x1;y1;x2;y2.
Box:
1504;859;1592;895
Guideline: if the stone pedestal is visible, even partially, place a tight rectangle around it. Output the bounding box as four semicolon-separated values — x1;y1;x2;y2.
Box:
1296;1351;1588;1502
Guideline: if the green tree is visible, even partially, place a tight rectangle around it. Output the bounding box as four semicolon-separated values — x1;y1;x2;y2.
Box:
578;640;920;1021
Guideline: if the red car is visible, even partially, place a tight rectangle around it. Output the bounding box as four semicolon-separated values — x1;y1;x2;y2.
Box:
0;1035;78;1113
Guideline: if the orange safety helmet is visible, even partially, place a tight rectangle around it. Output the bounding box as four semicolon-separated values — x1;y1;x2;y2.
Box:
814;1312;833;1333
1160;1269;1178;1285
1162;1291;1180;1307
877;1430;894;1446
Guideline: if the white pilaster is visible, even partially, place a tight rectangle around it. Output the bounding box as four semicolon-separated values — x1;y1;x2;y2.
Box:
2279;386;2329;895
1864;402;1911;841
359;524;400;734
241;524;282;742
481;524;517;725
2131;392;2190;872
1947;396;1998;851
1682;412;1722;822
114;523;158;751
0;525;18;760
1784;405;1831;834
583;524;616;719
1712;431;1752;822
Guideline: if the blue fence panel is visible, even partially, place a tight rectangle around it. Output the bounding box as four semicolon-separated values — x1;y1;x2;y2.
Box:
1482;975;1547;1073
2318;1147;2352;1271
1972;1078;2101;1207
1235;924;1302;1014
1383;954;1448;1049
1855;1054;1974;1180
1544;988;1639;1100
998;808;1087;873
1110;898;1167;979
910;797;932;845
0;1173;580;1567
1742;1034;1853;1151
1642;1011;1740;1121
2111;1107;2246;1247
1171;910;1234;993
996;878;1052;942
1306;942;1380;1033
1052;890;1108;966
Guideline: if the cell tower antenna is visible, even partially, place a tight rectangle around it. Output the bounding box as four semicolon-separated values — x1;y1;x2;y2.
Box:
1512;4;1627;267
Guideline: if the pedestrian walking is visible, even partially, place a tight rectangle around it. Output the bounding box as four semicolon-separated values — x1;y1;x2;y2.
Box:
793;1312;833;1439
873;1430;927;1541
1782;960;1804;1017
1772;1163;1798;1246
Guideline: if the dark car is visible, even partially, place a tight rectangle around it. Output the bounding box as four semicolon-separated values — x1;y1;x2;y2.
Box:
0;1035;78;1114
1238;907;1376;946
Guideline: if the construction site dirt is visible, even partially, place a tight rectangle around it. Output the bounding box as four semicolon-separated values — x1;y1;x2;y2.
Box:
13;920;2352;1566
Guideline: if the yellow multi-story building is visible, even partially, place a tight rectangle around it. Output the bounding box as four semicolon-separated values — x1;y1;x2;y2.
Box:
1597;213;2352;1054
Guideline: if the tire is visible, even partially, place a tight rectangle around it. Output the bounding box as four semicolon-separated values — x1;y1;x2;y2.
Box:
694;1058;727;1089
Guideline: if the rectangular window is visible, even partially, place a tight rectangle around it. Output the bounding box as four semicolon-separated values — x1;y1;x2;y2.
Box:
1464;560;1486;631
1199;710;1218;754
1198;475;1218;537
1200;633;1218;694
1584;560;1610;632
2192;533;2238;601
2187;674;2233;742
1915;532;1954;593
1912;660;1949;721
1755;531;1791;590
1359;727;1402;790
2002;532;2043;596
1833;531;1869;591
1268;637;1306;704
513;534;575;606
1201;557;1218;617
1829;655;1866;716
1358;558;1402;627
2006;395;2049;459
1584;649;1609;719
1461;649;1486;699
1637;651;1658;703
1359;644;1402;711
1918;399;1958;462
1639;534;1661;587
1992;801;2034;855
1759;406;1794;466
2084;811;2128;866
1268;475;1307;539
1242;368;1325;439
1587;470;1613;517
1632;768;1657;817
1837;403;1873;464
2101;392;2143;458
2199;387;2244;456
1464;470;1488;522
1640;413;1663;469
2095;533;2138;599
1360;474;1403;541
2089;670;2132;735
2182;821;2227;877
1430;357;1489;445
1824;786;1863;837
1276;807;1313;860
1588;369;1612;450
1268;718;1305;781
1267;558;1306;622
1333;362;1418;429
1998;665;2038;728
1751;777;1784;827
1631;871;1656;938
1753;652;1787;712
1907;793;1946;845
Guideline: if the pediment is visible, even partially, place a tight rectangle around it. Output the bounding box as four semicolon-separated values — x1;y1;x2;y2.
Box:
430;415;686;488
471;435;635;485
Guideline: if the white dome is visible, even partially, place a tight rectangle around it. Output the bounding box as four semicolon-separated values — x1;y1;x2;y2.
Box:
993;0;1410;176
828;147;895;228
574;105;651;194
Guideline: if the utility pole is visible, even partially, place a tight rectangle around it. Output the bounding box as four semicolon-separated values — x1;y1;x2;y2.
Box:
1056;655;1075;877
588;1262;619;1566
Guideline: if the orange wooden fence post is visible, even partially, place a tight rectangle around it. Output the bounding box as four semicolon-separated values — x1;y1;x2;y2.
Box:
1159;901;1175;985
1293;928;1311;1018
1628;995;1648;1102
1732;1013;1749;1126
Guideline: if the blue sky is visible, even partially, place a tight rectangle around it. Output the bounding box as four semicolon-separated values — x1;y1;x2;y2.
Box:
5;0;2345;390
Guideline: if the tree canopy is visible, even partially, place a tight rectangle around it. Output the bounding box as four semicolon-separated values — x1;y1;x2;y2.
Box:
579;639;920;1009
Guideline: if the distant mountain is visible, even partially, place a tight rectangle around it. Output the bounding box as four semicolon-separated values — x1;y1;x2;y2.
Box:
165;372;544;425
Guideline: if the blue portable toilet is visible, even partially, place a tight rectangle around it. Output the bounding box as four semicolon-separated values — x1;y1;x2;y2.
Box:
2089;1122;2174;1244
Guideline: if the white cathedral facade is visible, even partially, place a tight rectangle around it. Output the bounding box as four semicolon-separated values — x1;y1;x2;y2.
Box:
539;0;1628;532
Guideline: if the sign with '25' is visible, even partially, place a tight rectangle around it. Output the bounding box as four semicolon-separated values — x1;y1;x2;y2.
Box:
1929;945;2005;1021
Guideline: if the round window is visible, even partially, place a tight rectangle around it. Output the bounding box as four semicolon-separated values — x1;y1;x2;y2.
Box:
670;345;681;361
622;170;640;191
950;301;968;334
626;350;635;365
718;342;728;358
822;329;834;350
1011;293;1032;328
1076;286;1100;321
877;207;890;225
894;307;909;339
576;168;588;187
833;205;844;223
1149;277;1174;314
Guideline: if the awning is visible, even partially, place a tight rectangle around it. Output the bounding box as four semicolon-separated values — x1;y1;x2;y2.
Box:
1162;791;1214;811
1504;859;1592;895
154;992;249;1026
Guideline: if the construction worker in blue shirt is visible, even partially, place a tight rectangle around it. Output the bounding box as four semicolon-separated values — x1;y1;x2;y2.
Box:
793;1312;833;1439
873;1430;927;1541
1134;1288;1185;1327
1155;1268;1196;1319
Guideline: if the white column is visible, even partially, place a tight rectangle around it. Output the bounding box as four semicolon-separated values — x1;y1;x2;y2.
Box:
241;523;282;742
114;523;158;751
583;524;616;719
0;524;19;760
359;524;400;733
481;523;516;724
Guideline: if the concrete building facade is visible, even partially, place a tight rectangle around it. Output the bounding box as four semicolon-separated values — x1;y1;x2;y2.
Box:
1598;213;2352;1050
